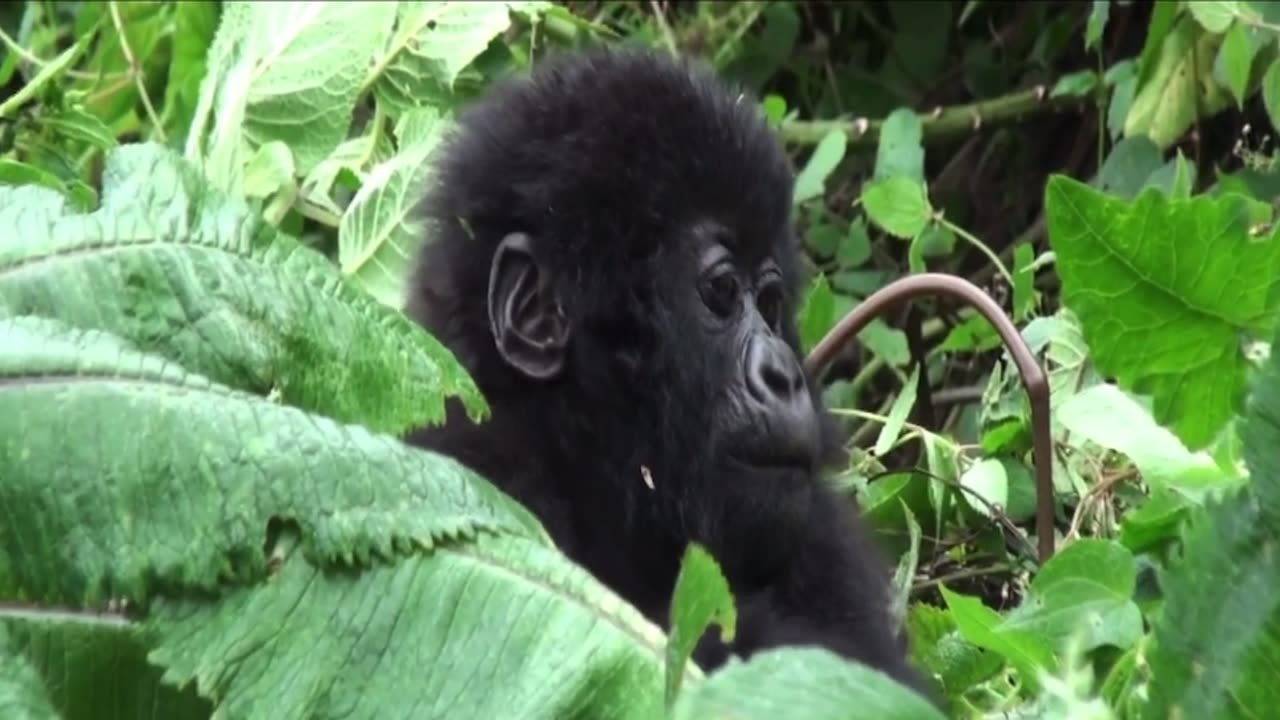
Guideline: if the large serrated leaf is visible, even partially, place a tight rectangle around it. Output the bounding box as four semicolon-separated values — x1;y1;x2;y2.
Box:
0;142;486;436
1;613;211;720
339;108;448;308
1044;174;1280;450
0;625;61;720
371;2;546;115
671;647;944;720
186;1;397;189
1144;320;1280;718
0;315;538;607
148;532;672;720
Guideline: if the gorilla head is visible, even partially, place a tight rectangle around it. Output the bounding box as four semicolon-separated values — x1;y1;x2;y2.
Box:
406;47;927;694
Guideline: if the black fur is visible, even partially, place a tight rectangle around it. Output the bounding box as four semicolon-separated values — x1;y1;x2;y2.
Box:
404;47;929;695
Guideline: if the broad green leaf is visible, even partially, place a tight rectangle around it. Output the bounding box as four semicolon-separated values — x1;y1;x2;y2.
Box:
861;176;932;239
671;647;945;720
1144;488;1280;718
1143;149;1197;198
0;142;486;435
665;545;735;707
839;217;872;267
793;130;847;205
1044;175;1280;450
874;108;925;183
0;161;64;193
905;604;1003;700
959;458;1007;517
372;2;547;115
1056;384;1235;497
242;140;295;199
940;586;1055;691
1218;20;1259;107
339;109;448;308
1;613;210;719
1125;16;1232;148
1097;136;1163;198
0;626;61;720
1187;1;1239;33
41;105;117;151
186;1;397;189
1263;57;1280;133
0;315;540;607
1001;540;1143;654
799;273;836;352
1119;488;1190;553
149;532;671;720
300;133;394;216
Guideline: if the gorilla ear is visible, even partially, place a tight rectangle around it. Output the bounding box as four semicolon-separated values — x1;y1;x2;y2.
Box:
487;232;571;380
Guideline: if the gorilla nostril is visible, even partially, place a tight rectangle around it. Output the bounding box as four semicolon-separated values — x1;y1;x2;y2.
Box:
747;337;805;403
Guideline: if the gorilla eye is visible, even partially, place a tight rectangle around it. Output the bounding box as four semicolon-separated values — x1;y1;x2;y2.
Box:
757;280;784;329
701;268;740;317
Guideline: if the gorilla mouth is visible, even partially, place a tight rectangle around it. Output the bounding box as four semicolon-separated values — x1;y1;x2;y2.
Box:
730;449;811;473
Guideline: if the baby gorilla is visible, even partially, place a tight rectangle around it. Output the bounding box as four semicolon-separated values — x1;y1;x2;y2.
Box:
405;47;928;694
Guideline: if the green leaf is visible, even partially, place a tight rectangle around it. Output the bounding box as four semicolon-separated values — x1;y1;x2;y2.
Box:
339;109;449;308
1144;489;1280;718
1;613;210;719
905;604;1003;699
371;2;545;115
874;365;920;457
874;108;925;183
242;140;295;199
0;626;62;720
1001;540;1143;654
940;586;1055;691
2;316;681;719
1125;16;1233;148
0;142;487;436
1262;57;1280;133
1218;19;1260;107
1119;488;1190;553
1050;70;1099;99
1187;1;1240;33
1086;1;1111;52
671;647;945;720
861;175;932;239
793;130;847;205
798;273;835;353
186;1;398;188
959;458;1007;517
0;315;540;606
665;545;735;707
41;105;118;151
838;217;872;267
1012;242;1036;320
1097;135;1163;198
1044;175;1280;450
150;532;670;720
1056;384;1236;497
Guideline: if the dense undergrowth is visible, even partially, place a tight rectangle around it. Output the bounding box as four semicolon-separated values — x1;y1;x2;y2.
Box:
2;1;1280;718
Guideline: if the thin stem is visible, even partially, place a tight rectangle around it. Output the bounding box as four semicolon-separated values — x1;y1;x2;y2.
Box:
107;1;165;142
939;216;1014;287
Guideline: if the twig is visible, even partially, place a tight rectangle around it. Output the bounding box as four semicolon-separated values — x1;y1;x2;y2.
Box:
779;84;1085;148
107;1;166;142
0;31;94;119
912;563;1014;594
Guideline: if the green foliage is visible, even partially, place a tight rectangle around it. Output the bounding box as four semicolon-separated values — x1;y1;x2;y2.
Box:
1045;175;1280;450
0;143;487;437
4;0;1280;717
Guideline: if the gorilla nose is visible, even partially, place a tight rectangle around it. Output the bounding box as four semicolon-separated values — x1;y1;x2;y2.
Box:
743;336;818;464
746;337;807;403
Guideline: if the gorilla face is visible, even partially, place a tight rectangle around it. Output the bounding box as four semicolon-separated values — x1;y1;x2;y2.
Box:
684;227;822;476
